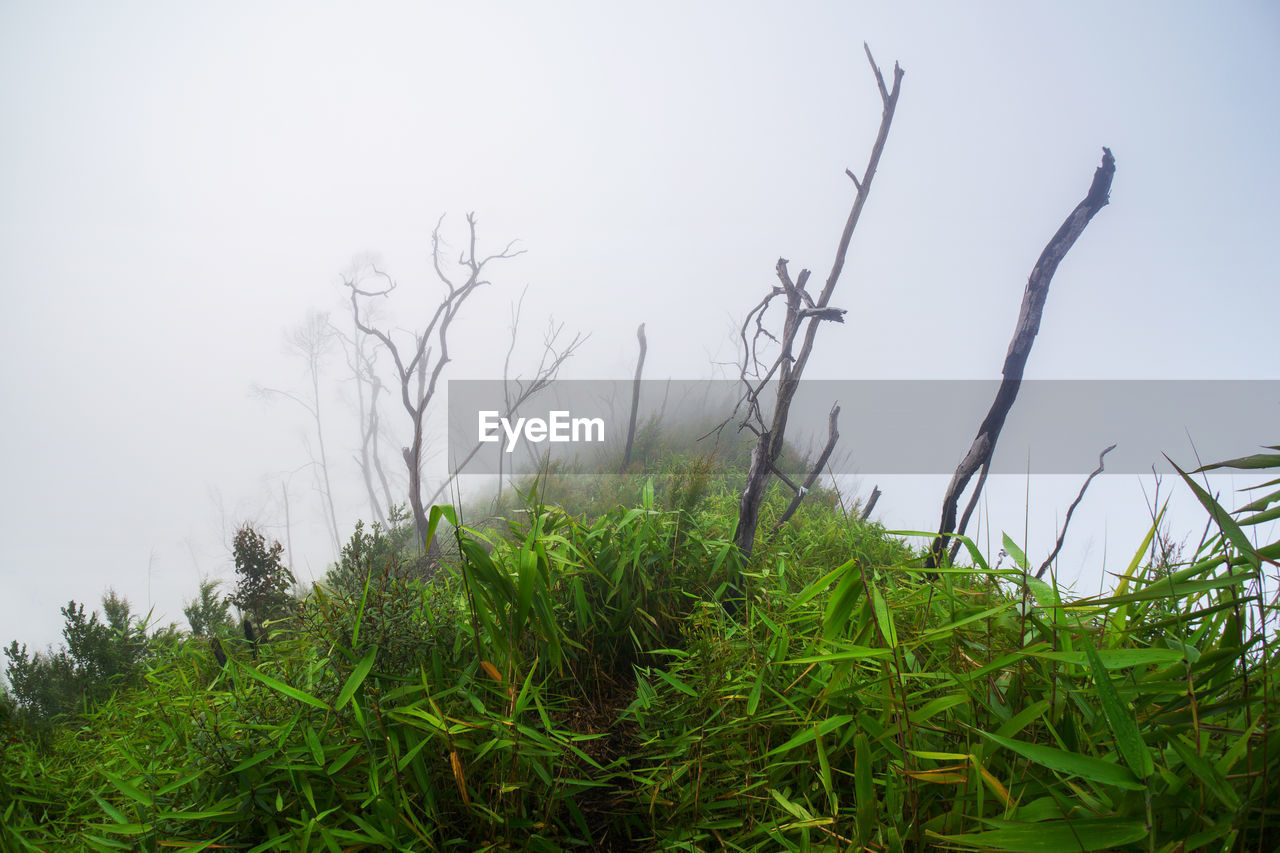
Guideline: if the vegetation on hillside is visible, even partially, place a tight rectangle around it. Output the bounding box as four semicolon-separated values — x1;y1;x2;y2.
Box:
1;444;1277;852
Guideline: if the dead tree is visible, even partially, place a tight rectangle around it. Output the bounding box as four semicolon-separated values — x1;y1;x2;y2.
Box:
926;148;1116;571
621;323;647;472
728;45;903;580
346;213;523;552
255;311;343;553
337;262;398;529
427;307;585;506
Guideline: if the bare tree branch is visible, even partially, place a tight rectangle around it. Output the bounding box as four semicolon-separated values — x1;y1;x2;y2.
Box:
766;404;841;545
1036;444;1116;579
425;313;586;507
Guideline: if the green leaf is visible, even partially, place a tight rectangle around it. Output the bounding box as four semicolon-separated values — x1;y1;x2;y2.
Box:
101;771;153;808
1168;734;1240;811
230;747;275;773
821;567;865;642
1083;640;1152;779
930;818;1148;851
783;645;889;665
910;695;967;725
1195;451;1280;472
85;824;152;836
352;572;371;647
1170;456;1262;572
516;546;537;632
766;715;853;757
653;668;697;697
854;731;874;837
237;661;330;711
1023;648;1184;668
335;648;376;710
304;726;325;767
871;586;898;648
979;731;1144;790
1002;534;1029;572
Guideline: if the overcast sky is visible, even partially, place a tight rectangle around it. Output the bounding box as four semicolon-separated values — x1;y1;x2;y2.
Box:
2;2;1277;656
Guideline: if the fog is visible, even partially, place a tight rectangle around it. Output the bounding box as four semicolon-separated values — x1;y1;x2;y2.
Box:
2;2;1277;656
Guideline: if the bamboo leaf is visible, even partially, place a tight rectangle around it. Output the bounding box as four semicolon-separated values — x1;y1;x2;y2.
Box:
335;648;377;710
1170;456;1263;572
1083;640;1152;779
1168;734;1240;811
980;731;1145;790
1002;534;1029;572
766;715;853;757
930;818;1148;851
236;661;330;711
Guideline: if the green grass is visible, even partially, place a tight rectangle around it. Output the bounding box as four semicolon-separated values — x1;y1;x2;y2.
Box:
2;448;1276;851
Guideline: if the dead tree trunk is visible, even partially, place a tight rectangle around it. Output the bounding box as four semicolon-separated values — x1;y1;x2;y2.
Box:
860;485;881;521
927;148;1116;570
621;322;647;472
730;46;904;572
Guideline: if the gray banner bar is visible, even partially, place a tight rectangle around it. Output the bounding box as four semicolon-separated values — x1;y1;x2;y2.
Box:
446;380;1278;475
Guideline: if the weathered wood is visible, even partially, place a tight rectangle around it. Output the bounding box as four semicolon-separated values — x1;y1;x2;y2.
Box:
860;485;881;521
927;148;1116;570
725;47;904;615
621;323;647;472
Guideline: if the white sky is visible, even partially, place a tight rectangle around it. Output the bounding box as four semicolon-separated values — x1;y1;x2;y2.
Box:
2;2;1278;655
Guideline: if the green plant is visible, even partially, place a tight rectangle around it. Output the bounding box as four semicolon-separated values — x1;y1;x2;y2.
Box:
182;577;232;639
229;523;296;631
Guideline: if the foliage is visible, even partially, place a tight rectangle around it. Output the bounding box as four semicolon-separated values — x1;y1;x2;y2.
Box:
0;446;1276;851
3;591;153;726
228;524;296;630
182;578;232;639
322;504;420;598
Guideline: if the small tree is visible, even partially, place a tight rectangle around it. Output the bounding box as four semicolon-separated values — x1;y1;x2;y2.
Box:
183;578;232;638
228;525;295;631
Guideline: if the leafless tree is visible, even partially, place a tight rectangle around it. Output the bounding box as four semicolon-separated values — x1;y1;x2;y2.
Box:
254;311;342;553
335;261;398;529
725;45;903;580
345;213;523;551
427;302;585;506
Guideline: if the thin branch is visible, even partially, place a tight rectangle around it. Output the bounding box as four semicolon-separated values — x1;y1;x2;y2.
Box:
1036;444;1116;579
767;404;841;544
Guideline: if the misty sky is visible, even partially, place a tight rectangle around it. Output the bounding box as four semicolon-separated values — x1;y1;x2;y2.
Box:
2;2;1277;656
